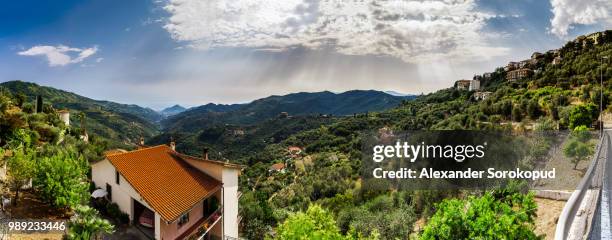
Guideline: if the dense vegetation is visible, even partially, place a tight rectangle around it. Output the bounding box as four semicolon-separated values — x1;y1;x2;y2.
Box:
162;90;414;133
235;30;612;239
0;81;160;145
0;86;115;238
2;30;611;240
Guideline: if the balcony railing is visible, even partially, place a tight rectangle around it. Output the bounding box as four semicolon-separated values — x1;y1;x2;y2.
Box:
183;206;223;240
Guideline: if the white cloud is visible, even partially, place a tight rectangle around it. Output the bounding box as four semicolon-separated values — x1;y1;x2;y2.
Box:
18;45;99;67
549;0;612;37
161;0;508;63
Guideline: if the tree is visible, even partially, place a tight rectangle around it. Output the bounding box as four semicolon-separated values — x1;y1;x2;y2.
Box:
568;104;598;129
78;112;87;136
34;149;89;208
67;205;114;240
15;93;26;107
240;192;274;240
535;117;556;131
563;127;594;169
274;205;376;240
275;205;344;240
512;106;522;122
421;192;541;240
336;194;416;239
6;148;35;206
527;100;541;119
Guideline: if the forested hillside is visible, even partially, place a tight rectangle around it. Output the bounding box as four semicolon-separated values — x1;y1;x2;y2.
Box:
0;87;115;238
162;90;413;132
235;30;612;239
0;81;160;145
2;29;611;240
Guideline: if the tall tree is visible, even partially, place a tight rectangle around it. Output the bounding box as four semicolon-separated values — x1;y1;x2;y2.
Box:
6;148;35;206
34;149;89;208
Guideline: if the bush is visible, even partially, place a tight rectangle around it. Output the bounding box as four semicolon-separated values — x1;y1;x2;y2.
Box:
119;212;130;225
34;149;89;209
106;202;121;218
421;192;541;240
67;205;114;240
104;202;131;225
568;103;598;129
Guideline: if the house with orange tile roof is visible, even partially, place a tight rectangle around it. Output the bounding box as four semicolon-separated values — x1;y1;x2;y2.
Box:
287;146;303;158
91;144;242;240
269;163;286;173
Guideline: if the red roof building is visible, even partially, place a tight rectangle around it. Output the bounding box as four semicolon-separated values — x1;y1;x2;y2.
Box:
92;145;242;240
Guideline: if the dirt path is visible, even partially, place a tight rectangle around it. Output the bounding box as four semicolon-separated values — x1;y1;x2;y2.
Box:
536;135;595;190
534;197;566;239
8;233;64;240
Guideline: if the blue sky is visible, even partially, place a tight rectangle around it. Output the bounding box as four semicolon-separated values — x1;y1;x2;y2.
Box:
1;0;611;110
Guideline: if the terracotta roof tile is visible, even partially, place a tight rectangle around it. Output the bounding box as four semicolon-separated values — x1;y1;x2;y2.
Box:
270;163;285;171
106;145;221;222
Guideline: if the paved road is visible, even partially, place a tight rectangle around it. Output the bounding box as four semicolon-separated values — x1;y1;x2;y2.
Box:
590;130;612;240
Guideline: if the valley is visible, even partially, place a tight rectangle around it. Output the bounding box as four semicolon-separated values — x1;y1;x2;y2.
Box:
1;30;612;240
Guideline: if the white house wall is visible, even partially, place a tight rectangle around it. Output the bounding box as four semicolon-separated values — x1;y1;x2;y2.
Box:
91;159;152;222
181;158;240;238
222;168;239;238
182;158;224;180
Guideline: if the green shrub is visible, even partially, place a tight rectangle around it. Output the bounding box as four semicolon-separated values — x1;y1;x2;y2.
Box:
119;213;130;225
421;192;541;240
106;202;121;218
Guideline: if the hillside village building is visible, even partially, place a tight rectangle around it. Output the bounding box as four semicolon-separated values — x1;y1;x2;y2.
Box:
473;91;492;101
58;110;70;126
91;144;242;240
531;52;543;59
469;79;480;91
504;62;520;72
506;68;533;81
455;80;479;91
575;32;606;46
506;68;531;81
269;163;286;173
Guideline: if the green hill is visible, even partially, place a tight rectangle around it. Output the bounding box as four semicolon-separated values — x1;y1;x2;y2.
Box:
162;90;414;132
160;104;187;117
0;80;161;144
235;30;612;239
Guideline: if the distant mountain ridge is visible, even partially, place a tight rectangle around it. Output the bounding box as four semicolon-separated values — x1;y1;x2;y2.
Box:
0;81;415;143
160;104;187;117
162;90;414;132
188;103;244;113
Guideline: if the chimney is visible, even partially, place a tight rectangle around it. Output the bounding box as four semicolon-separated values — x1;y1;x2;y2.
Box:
203;148;209;160
169;137;176;151
139;137;144;146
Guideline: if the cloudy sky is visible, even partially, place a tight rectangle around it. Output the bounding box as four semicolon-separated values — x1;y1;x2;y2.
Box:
1;0;611;109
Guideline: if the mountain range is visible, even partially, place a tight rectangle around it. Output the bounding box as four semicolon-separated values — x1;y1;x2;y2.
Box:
161;90;414;132
160;104;187;117
0;81;413;146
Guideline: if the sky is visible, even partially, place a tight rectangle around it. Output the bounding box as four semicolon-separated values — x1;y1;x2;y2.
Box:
1;0;611;110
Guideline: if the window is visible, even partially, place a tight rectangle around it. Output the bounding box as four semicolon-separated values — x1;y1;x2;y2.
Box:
178;212;189;227
106;183;112;201
115;171;120;185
